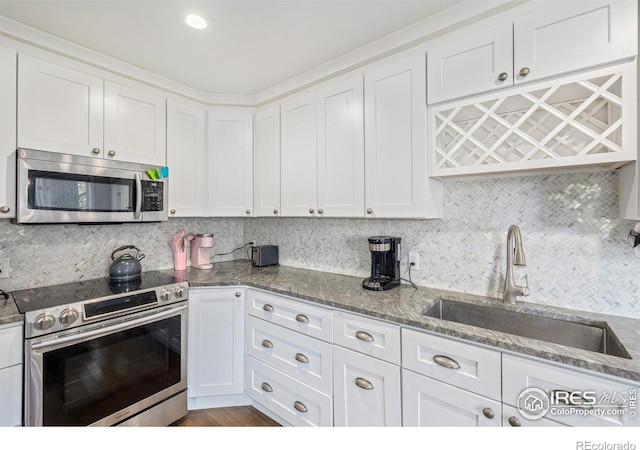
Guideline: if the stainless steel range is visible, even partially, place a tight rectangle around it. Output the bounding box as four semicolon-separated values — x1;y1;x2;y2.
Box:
13;272;189;427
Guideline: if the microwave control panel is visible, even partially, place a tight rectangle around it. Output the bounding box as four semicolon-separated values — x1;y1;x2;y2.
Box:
141;180;164;211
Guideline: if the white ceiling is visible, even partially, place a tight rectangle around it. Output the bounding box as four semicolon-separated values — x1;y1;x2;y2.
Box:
0;0;462;96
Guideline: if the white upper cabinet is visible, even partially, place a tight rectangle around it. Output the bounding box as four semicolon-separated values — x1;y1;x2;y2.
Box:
17;54;166;165
253;104;281;217
280;90;318;217
317;76;365;217
103;81;166;165
364;55;442;219
0;46;16;219
166;101;206;217
427;0;638;104
207;111;254;217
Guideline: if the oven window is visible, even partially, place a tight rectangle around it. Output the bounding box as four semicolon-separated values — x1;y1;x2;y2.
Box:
28;170;135;212
42;316;182;426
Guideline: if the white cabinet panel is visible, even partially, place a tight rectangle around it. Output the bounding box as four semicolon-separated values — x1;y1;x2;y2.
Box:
0;46;16;219
104;81;166;165
18;54;104;157
333;310;400;364
280;91;317;217
207;111;254;217
333;346;401;426
0;365;22;426
0;324;22;368
402;369;501;427
254;105;281;217
166;101;206;217
188;288;244;398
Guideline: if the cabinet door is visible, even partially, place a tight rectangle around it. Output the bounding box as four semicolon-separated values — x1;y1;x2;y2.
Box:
426;21;513;104
253;105;281;217
166;101;206;217
0;365;22;426
0;46;16;219
280;91;317;217
364;56;439;218
17;54;104;157
207;111;254;217
104;81;166;165
188;288;244;398
317;76;364;217
333;346;401;426
402;369;501;427
514;1;638;86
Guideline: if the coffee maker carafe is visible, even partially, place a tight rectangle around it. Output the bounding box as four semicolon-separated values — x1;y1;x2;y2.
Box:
362;236;401;291
191;233;214;270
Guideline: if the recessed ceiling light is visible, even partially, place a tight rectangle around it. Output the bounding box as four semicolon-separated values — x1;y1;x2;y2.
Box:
179;9;208;30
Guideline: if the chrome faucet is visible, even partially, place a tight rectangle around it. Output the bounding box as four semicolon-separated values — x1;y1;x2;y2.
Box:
503;225;530;304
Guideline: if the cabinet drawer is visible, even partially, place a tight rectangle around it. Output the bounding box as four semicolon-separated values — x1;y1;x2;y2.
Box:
503;354;640;427
401;328;501;400
0;324;22;369
247;289;333;342
402;369;501;427
245;356;333;427
333;311;400;364
246;315;333;394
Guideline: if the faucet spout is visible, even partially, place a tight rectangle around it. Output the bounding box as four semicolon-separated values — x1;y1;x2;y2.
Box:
503;225;530;304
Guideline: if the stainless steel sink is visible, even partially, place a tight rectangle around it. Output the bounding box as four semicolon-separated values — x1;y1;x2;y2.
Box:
423;299;631;359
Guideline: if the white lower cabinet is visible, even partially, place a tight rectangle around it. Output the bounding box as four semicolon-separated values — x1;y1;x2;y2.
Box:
402;369;501;427
187;288;246;409
333;346;401;426
0;323;23;426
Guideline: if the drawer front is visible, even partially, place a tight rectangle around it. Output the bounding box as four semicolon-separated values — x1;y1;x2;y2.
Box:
247;289;333;342
246;315;333;394
503;354;640;427
0;324;22;369
401;328;501;400
402;369;501;427
333;311;400;364
245;356;333;427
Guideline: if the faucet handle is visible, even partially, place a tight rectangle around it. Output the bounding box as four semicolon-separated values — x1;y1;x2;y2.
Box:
520;275;530;297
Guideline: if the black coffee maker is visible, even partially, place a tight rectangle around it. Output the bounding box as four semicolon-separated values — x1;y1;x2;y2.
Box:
362;236;401;291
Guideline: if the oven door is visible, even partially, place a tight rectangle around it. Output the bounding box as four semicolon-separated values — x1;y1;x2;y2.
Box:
25;304;187;426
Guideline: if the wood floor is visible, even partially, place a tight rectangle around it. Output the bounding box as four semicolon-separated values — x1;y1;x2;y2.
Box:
171;406;281;427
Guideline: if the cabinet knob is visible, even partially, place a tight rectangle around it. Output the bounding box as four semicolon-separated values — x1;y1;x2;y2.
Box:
170;209;176;215
295;313;309;323
0;206;9;214
309;208;314;214
293;401;308;413
519;67;530;77
261;382;273;393
246;209;251;215
366;208;373;215
273;209;278;215
508;416;521;427
91;148;101;155
355;377;374;390
261;339;273;349
262;304;274;312
294;353;309;364
235;291;242;297
482;407;495;419
108;150;116;157
317;208;324;215
497;72;508;81
355;330;374;342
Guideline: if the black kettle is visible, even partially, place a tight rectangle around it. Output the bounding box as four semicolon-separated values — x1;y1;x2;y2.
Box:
109;245;145;282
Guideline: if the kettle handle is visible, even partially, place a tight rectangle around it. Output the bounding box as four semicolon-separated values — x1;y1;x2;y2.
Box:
111;245;140;261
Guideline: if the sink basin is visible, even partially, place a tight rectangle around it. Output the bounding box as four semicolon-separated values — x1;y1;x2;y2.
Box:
423;299;631;359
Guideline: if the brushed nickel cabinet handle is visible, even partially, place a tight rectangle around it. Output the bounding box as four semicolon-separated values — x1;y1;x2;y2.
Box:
261;339;273;349
273;209;278;215
263;304;274;312
108;150;116;157
551;390;593;409
309;208;314;214
246;209;251;215
508;416;521;427
482;407;494;419
497;72;508;81
366;208;373;214
295;353;309;364
294;401;308;413
318;208;324;214
261;382;273;393
0;206;9;214
235;292;242;297
433;354;461;369
355;377;374;390
91;148;101;155
355;330;374;342
519;67;530;77
170;209;176;214
295;314;309;323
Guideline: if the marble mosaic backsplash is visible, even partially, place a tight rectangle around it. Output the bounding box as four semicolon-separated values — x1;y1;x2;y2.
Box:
1;170;638;319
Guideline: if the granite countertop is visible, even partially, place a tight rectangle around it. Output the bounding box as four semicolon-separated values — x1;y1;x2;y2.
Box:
166;260;640;383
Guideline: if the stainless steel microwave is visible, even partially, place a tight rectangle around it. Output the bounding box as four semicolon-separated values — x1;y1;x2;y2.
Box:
15;149;168;224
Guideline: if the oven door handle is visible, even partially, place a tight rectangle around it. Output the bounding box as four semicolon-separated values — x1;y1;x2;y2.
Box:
31;304;187;351
134;173;143;220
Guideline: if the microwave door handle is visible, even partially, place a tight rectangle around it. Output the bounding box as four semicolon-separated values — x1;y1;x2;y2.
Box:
134;173;142;220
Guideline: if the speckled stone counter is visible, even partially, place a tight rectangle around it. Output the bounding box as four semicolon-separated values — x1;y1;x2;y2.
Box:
164;260;640;383
0;293;22;326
